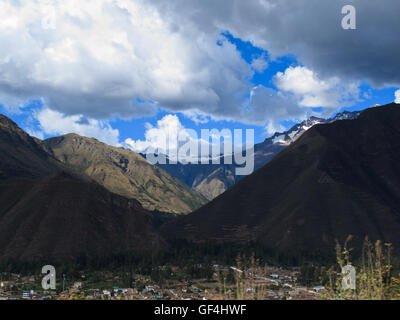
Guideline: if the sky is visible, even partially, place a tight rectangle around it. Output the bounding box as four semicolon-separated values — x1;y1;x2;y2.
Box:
0;0;399;149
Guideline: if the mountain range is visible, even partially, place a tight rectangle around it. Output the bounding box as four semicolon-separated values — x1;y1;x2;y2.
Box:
1;104;399;265
161;104;400;259
159;110;361;200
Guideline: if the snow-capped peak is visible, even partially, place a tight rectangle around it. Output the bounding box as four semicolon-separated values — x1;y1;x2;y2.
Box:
267;110;361;146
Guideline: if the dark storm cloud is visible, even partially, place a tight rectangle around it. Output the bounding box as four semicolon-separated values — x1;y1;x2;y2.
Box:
150;0;400;87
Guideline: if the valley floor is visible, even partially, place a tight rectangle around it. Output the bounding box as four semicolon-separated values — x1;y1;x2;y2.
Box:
0;265;323;301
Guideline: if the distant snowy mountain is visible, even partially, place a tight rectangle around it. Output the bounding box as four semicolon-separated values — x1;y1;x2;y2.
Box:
264;110;361;147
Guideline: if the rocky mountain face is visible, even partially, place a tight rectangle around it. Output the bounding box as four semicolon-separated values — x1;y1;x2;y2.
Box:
161;104;400;259
157;160;238;201
42;134;207;214
158;110;361;200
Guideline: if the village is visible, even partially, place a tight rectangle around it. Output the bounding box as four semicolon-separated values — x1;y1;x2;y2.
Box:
0;265;326;300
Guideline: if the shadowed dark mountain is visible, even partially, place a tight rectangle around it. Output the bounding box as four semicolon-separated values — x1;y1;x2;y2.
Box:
0;172;164;264
0;115;60;180
161;104;400;259
0;114;164;264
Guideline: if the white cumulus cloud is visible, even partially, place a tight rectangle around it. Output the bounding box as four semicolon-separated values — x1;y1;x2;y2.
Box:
395;90;400;104
34;108;120;146
0;0;253;123
123;114;228;162
124;115;186;154
274;66;360;110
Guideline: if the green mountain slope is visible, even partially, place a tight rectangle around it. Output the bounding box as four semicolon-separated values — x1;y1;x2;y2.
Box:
42;134;207;214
